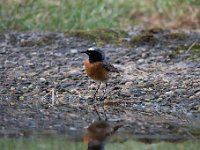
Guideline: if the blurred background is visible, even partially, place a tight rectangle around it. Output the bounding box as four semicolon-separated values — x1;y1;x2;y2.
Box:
0;0;200;31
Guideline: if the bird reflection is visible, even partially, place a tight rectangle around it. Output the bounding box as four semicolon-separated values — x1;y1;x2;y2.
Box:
84;121;122;150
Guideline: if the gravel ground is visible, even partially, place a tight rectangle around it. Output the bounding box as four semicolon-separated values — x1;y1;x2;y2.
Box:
0;29;200;141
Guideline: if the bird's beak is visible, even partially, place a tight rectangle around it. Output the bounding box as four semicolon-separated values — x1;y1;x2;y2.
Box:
80;51;87;54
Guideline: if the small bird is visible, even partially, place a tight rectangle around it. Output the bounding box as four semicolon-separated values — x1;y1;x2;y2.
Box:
83;121;122;150
81;47;119;119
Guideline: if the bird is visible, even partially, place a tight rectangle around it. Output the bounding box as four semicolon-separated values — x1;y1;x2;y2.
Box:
83;121;122;150
81;47;119;119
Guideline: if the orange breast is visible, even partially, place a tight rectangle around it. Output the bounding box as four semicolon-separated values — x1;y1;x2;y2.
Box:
83;59;109;81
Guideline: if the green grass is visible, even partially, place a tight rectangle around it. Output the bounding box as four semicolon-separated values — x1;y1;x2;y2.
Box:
0;137;84;150
0;0;200;31
0;137;200;150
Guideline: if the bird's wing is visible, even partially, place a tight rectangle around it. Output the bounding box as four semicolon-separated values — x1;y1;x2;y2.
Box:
102;61;119;73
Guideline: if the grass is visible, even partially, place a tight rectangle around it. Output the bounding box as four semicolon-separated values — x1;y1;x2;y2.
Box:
0;137;84;150
65;28;129;46
0;0;200;32
0;137;200;150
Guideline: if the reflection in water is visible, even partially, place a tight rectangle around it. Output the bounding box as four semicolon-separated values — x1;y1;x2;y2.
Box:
84;121;122;150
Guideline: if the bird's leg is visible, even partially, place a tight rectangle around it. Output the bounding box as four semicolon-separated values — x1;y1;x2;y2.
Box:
102;83;108;120
102;83;108;100
93;82;102;120
103;108;108;121
93;105;101;120
93;82;101;99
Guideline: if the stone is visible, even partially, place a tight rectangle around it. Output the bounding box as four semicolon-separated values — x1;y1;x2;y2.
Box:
137;59;145;64
165;91;175;96
70;49;78;54
39;77;46;83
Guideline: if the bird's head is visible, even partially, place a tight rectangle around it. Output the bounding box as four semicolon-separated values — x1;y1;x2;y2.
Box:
81;47;105;63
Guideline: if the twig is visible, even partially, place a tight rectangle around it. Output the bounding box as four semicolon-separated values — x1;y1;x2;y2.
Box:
42;88;56;106
51;88;55;105
185;40;197;54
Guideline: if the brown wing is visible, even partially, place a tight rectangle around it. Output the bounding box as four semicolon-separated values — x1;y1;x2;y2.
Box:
102;62;119;73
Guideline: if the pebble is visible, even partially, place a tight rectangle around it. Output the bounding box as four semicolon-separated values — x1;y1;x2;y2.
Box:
125;81;133;87
195;91;200;97
197;106;200;112
155;97;163;102
189;95;196;100
31;52;37;55
137;59;145;64
10;86;15;91
141;52;149;58
144;108;152;113
70;49;78;54
38;77;46;83
27;120;36;128
165;91;175;96
53;53;62;57
22;86;29;92
19;96;25;101
175;89;187;95
188;103;195;108
28;84;34;89
69;127;77;131
88;83;96;90
59;83;73;91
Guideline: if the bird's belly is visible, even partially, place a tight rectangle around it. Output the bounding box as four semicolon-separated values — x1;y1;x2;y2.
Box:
84;60;109;81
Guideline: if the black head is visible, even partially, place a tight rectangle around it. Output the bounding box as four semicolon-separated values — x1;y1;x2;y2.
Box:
81;47;105;63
